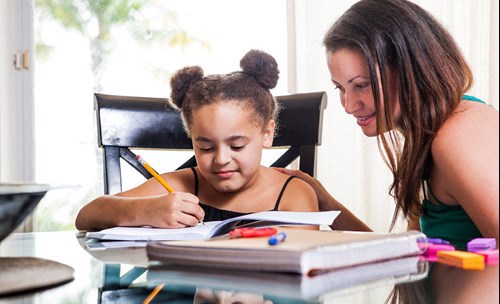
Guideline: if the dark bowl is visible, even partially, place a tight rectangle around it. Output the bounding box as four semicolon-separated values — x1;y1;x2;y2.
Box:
0;184;50;242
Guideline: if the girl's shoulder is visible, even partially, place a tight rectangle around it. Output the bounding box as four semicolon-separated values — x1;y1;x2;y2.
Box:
161;168;196;193
258;166;313;193
261;166;310;189
263;167;318;211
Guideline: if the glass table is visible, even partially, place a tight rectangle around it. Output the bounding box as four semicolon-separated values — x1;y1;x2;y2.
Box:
0;231;498;303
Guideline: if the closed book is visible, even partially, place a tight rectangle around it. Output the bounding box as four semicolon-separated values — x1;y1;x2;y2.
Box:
147;256;429;300
147;228;426;275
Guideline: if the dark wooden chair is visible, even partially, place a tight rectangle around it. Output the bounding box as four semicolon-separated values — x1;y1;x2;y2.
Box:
94;91;327;297
95;91;327;195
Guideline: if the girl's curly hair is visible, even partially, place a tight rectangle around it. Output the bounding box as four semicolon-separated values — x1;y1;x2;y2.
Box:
169;49;280;135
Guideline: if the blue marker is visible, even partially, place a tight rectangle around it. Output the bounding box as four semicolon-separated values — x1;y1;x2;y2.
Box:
268;232;287;245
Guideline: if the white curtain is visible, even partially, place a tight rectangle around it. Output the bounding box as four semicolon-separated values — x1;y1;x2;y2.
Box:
288;0;499;232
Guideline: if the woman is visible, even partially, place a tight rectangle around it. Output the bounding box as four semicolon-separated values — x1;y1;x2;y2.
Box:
277;0;498;250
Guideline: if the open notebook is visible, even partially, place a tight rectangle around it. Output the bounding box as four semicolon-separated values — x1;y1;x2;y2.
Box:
147;256;429;300
147;228;427;275
86;211;339;242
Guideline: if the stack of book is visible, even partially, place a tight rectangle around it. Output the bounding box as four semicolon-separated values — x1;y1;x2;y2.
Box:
147;228;427;275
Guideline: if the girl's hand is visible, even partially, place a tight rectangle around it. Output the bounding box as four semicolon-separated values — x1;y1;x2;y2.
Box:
143;192;205;228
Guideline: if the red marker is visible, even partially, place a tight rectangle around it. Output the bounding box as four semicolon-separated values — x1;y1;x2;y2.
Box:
228;227;277;238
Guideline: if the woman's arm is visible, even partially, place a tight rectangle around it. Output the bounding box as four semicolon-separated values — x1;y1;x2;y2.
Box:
273;167;371;231
407;215;421;231
431;102;499;241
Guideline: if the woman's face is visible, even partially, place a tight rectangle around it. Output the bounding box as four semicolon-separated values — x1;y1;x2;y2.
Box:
326;48;400;136
189;102;274;193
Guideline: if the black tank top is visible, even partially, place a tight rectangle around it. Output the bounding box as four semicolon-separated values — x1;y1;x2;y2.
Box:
190;167;295;221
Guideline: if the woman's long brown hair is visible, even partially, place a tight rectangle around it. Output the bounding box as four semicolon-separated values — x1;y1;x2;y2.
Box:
323;0;473;229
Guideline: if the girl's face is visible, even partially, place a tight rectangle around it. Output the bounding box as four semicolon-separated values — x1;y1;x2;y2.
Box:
190;102;274;193
326;48;400;136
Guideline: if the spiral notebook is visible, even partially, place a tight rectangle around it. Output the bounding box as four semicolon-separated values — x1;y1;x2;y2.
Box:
147;228;427;275
147;256;429;300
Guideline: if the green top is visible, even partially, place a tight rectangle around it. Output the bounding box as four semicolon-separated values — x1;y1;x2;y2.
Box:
419;95;486;250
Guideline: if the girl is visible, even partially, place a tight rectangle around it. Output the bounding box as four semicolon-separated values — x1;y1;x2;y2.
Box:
76;50;318;231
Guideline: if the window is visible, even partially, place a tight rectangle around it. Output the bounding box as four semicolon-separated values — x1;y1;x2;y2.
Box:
33;0;288;230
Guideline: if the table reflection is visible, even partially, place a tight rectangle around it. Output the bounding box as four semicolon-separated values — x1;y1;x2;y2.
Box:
0;231;498;304
194;288;274;304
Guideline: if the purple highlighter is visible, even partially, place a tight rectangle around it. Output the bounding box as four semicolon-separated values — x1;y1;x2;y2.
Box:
467;238;496;252
427;238;450;245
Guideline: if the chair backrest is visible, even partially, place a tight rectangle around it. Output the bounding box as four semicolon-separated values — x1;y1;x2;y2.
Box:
95;92;327;194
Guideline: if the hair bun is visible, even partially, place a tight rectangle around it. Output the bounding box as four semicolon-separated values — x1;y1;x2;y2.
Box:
240;49;279;89
169;66;204;109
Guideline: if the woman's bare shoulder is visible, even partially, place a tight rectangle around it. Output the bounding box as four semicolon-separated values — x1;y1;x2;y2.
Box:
433;100;498;154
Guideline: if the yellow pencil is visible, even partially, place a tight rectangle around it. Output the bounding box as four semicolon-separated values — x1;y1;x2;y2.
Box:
136;154;204;225
143;283;164;304
136;155;175;193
